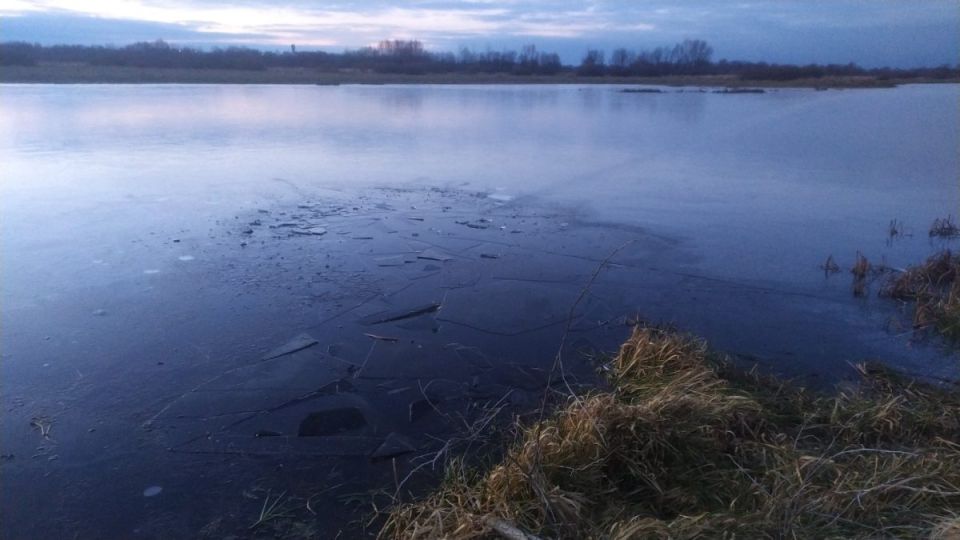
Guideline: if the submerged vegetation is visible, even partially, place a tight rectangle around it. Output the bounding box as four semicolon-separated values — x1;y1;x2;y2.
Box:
832;216;960;340
381;326;960;539
851;251;872;297
881;251;960;341
820;254;841;276
931;217;960;239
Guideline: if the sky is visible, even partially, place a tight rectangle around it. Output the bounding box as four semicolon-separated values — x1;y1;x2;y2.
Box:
0;1;957;67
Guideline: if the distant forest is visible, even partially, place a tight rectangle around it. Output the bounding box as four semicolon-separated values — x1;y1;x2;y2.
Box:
2;39;957;81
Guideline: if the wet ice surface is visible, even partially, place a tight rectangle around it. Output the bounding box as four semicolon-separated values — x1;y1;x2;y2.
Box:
0;187;643;538
1;84;958;538
4;185;957;539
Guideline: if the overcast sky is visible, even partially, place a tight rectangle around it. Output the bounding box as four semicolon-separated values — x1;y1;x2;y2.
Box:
0;1;956;67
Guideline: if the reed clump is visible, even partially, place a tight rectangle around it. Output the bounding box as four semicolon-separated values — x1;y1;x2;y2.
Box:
881;250;960;341
380;326;960;539
851;251;872;297
930;217;960;239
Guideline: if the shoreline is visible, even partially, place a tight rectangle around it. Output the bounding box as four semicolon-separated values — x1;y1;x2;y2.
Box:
382;325;960;539
2;63;958;87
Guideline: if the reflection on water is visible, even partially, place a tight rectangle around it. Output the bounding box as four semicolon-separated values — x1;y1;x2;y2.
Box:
3;84;955;212
5;85;954;280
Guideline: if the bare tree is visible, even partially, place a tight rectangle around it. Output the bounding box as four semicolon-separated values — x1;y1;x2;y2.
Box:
578;49;606;76
609;48;635;75
670;39;713;67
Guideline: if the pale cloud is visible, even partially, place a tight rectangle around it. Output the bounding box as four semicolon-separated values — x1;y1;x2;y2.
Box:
0;0;42;15
0;0;655;43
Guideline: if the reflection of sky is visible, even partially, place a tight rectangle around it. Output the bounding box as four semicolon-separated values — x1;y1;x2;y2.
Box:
0;1;957;67
1;85;956;191
1;84;958;287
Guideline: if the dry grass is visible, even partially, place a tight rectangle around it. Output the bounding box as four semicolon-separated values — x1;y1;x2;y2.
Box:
881;251;960;341
381;326;960;540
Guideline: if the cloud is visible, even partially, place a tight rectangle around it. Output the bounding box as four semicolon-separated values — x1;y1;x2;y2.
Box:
0;0;955;66
0;1;655;43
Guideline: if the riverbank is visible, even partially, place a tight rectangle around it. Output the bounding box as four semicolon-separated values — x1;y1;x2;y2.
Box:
2;62;957;87
382;325;960;539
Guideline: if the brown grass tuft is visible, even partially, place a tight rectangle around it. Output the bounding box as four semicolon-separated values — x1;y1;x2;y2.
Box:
380;326;960;539
881;251;960;340
930;515;960;539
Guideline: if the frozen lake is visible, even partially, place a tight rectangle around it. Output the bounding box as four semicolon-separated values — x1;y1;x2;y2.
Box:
1;83;957;538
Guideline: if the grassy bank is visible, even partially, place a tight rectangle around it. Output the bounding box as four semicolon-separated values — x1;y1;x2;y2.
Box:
381;326;960;539
3;63;957;87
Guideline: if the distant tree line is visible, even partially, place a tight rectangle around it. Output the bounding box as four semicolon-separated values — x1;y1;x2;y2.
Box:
576;39;958;80
586;39;715;76
1;39;956;81
0;39;562;75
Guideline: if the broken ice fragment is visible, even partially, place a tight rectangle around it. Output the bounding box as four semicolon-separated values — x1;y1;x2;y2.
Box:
291;227;327;236
374;254;415;267
359;303;441;325
417;248;454;262
364;333;400;342
371;433;415;461
262;333;319;360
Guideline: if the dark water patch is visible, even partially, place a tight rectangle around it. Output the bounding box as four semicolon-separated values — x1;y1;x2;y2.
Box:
298;408;368;437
